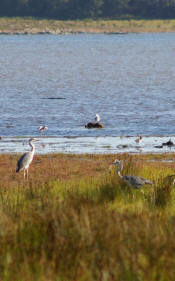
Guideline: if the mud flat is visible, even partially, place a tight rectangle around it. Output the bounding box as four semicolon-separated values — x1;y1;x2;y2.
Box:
0;17;175;34
1;136;175;154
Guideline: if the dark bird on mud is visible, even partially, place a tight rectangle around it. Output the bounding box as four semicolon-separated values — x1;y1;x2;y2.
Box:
112;159;153;189
16;138;38;180
162;138;174;146
85;114;104;129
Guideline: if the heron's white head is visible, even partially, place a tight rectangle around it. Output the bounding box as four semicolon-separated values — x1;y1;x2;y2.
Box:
95;114;100;122
112;159;123;172
28;138;39;151
29;138;39;143
112;159;121;166
112;159;123;171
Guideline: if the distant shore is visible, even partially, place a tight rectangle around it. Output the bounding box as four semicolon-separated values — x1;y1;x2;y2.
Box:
0;17;175;34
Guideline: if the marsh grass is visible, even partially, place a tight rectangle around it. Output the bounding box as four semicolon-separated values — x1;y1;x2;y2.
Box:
0;17;175;34
0;153;175;280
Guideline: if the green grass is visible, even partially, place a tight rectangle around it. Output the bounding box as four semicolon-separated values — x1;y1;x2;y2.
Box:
1;154;175;280
0;17;175;34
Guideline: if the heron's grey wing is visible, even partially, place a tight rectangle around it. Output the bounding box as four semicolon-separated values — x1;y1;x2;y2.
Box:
124;175;152;188
124;175;142;188
17;152;32;171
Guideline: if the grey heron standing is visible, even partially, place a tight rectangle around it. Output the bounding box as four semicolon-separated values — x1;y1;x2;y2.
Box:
112;159;153;189
16;138;38;180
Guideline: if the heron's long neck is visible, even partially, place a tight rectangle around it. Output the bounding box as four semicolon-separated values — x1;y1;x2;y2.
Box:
117;169;123;179
29;141;35;154
116;163;123;179
95;116;100;122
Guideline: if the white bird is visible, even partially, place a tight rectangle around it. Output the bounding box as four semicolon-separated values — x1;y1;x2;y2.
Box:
85;114;103;128
95;114;101;122
112;159;153;189
16;138;38;180
135;134;142;143
39;126;48;133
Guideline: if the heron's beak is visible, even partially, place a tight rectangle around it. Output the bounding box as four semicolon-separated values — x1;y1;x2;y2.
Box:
33;138;40;142
112;161;120;166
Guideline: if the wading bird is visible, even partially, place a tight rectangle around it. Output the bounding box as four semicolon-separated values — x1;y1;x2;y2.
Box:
112;159;153;189
135;134;142;143
85;114;103;128
16;138;38;180
39;126;48;133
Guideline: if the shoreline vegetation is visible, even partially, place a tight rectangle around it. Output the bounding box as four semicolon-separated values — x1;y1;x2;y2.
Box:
1;17;175;34
1;152;175;280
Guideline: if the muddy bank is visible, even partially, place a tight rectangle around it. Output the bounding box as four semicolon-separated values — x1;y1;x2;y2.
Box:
1;136;175;154
0;18;175;34
0;29;128;35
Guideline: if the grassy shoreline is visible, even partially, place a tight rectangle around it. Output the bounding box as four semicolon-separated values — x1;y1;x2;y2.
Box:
1;17;175;34
1;152;175;185
1;152;175;280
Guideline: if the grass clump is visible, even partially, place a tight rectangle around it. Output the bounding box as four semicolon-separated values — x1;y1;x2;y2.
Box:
0;153;175;280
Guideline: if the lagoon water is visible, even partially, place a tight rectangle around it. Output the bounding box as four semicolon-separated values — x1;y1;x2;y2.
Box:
1;33;175;153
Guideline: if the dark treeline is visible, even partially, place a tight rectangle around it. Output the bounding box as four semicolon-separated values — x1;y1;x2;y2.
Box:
1;0;175;19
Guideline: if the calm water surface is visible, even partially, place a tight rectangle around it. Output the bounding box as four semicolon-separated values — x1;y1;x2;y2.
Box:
0;33;175;153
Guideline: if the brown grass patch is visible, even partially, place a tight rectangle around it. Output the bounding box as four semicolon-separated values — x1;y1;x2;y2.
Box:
1;152;175;187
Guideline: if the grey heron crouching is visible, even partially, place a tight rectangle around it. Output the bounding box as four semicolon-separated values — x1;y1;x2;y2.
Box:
112;159;153;189
16;138;38;180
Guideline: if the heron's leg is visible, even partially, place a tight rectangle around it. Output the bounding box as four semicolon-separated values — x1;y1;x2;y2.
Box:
24;170;26;180
27;169;29;180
